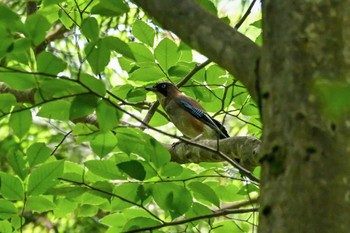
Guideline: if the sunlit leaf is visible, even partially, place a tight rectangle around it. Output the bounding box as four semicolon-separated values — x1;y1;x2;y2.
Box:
0;200;17;219
132;20;155;47
0;94;16;114
27;142;51;167
90;131;117;158
188;181;220;207
85;40;110;74
81;17;99;41
69;94;99;120
154;38;180;72
9;108;32;139
123;217;161;232
27;160;64;196
91;0;129;16
0;173;24;201
96;100;120;132
25;14;51;46
85;160;122;179
26;196;56;212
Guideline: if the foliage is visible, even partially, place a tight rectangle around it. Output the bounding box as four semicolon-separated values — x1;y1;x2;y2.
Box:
0;0;261;232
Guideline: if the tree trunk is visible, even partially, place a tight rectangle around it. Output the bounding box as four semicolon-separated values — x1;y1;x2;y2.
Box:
259;1;350;232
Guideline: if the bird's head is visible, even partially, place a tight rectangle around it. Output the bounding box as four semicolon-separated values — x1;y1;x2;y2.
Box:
145;82;179;97
145;82;181;105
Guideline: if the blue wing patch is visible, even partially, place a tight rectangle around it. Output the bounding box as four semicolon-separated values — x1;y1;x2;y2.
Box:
176;99;229;139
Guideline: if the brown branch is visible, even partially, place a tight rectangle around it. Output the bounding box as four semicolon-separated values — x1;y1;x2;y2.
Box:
0;83;36;104
166;136;261;172
124;207;259;233
133;0;261;101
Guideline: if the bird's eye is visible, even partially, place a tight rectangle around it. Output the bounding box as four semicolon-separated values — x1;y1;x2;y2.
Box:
161;83;167;89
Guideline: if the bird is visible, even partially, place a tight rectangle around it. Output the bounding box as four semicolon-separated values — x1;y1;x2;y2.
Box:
145;82;229;140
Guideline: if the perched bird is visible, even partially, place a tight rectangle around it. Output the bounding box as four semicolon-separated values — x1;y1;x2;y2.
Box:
145;82;229;140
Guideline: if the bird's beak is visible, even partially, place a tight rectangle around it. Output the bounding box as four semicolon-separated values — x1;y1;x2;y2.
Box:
145;85;157;92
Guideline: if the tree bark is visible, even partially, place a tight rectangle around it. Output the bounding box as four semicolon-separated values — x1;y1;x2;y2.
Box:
259;1;350;232
167;136;260;171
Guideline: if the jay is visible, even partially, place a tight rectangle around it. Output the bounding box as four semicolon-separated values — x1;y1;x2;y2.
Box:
146;82;229;140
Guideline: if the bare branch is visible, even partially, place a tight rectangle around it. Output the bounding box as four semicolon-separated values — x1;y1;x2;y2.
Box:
167;136;261;172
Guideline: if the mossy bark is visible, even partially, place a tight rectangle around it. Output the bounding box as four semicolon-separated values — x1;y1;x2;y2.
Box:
259;1;350;232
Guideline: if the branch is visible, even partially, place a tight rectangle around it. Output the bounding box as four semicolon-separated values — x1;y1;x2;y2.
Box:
133;0;261;101
125;207;259;233
0;83;36;104
166;136;261;172
0;83;260;176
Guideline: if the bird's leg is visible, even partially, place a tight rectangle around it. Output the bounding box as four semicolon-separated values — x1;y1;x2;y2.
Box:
191;133;204;141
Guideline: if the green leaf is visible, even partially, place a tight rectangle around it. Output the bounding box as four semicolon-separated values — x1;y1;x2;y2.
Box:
155;38;180;72
25;14;51;46
188;181;220;207
0;94;16;114
205;64;228;85
90;131;117;158
37;78;86;100
85;160;122;179
250;19;262;29
151;183;192;218
9;109;32;139
195;0;218;15
85;40;110;74
27;142;51;167
7;150;27;180
54;199;78;217
0;200;17;219
110;84;133;100
26;196;56;212
27;160;64;196
0;173;24;201
168;62;196;78
80;73;106;96
0;72;36;90
237;184;259;195
123;217;161;232
96;100;120;132
112;183;140;208
0;4;20;23
0;220;12;233
37;100;71;120
77;205;98;217
81;17;99;41
37;51;67;75
127;88;146;102
144;137;170;168
115;128;146;155
129;66;164;82
132;20;155;47
212;220;243;233
69;94;99;120
117;160;146;181
61;161;85;183
137;184;151;202
103;36;134;60
186;202;212;220
118;56;136;72
160;162;183;177
129;42;154;63
72;123;98;143
100;213;127;228
91;0;129;16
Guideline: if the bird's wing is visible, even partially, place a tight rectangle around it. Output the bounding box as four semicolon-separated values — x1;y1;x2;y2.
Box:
175;97;229;139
